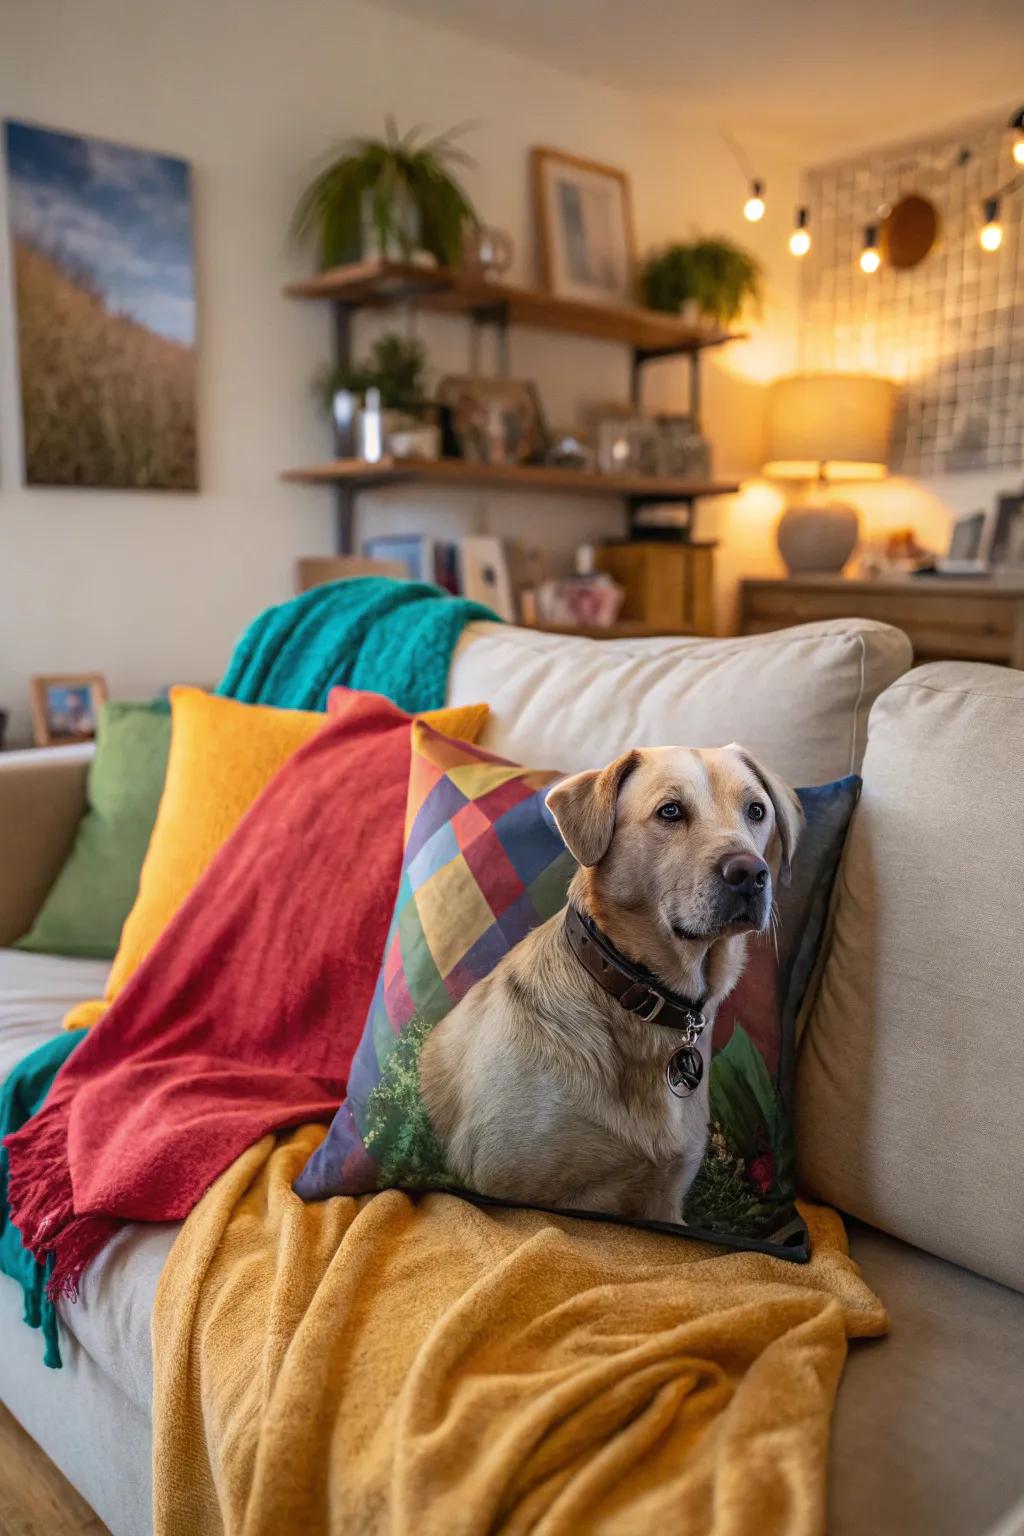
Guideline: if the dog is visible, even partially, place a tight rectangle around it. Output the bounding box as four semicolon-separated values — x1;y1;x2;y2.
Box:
419;745;802;1225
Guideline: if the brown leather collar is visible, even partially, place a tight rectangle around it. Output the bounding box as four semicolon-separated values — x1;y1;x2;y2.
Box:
563;905;707;1040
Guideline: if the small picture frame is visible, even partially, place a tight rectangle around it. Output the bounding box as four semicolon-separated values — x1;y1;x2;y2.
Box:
30;673;108;747
532;146;636;306
437;376;548;466
459;537;518;622
989;492;1024;569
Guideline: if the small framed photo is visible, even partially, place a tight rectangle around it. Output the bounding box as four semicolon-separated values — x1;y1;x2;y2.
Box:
437;376;548;466
459;537;518;622
361;534;434;581
989;492;1024;569
532;146;636;306
30;673;108;747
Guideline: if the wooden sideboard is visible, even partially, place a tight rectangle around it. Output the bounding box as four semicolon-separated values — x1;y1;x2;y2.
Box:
739;574;1024;669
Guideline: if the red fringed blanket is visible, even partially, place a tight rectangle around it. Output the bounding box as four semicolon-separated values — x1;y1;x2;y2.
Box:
4;690;432;1299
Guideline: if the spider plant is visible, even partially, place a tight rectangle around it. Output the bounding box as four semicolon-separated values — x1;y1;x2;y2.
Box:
291;119;479;269
642;238;763;326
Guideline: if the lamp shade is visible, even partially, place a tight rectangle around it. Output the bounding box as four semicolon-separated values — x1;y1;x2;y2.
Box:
764;373;894;481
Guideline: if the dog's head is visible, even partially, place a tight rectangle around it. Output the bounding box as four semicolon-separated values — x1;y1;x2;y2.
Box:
546;745;802;952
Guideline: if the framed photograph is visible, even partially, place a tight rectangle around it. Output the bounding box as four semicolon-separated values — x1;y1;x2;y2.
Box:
361;534;434;581
989;492;1024;569
4;119;197;490
30;673;108;747
459;537;518;622
437;376;547;466
532;146;636;306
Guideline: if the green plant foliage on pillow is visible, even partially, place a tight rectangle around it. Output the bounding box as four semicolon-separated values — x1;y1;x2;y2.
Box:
16;700;171;960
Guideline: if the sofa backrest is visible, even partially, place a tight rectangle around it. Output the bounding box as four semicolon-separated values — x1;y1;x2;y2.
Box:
797;661;1024;1292
448;618;912;787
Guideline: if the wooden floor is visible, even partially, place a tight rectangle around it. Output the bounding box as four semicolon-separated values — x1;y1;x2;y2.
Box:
0;1401;108;1535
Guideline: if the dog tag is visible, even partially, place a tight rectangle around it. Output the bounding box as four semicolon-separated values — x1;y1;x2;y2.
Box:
666;1047;703;1097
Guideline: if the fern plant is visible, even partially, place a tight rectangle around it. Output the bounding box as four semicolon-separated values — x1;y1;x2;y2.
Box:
642;238;763;326
315;331;430;414
292;119;479;269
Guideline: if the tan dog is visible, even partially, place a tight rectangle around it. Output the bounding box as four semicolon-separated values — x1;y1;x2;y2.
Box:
420;745;802;1225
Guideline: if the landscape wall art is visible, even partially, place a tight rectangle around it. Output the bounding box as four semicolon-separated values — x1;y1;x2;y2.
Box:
3;119;197;490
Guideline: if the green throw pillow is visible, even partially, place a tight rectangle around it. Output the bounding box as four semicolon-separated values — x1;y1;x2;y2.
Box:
16;700;172;960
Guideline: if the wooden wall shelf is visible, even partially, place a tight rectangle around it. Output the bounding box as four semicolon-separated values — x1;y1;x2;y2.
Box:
282;456;740;504
284;258;745;356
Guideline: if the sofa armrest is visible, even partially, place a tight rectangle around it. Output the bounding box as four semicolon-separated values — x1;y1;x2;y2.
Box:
0;746;92;945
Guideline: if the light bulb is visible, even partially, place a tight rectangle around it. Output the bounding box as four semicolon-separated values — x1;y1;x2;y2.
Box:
744;180;765;222
980;220;1003;252
860;224;880;273
789;207;810;256
980;197;1002;252
1014;132;1024;167
1011;105;1024;164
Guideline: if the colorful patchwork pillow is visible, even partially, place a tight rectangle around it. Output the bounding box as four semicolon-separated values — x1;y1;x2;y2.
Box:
295;723;859;1260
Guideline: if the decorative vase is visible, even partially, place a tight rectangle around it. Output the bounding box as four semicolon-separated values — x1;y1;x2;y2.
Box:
776;502;859;574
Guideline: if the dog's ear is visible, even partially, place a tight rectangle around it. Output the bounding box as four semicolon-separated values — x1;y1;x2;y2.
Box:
730;745;804;885
545;750;640;867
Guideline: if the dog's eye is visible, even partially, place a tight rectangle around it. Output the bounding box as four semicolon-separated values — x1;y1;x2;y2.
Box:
656;801;685;822
747;801;767;823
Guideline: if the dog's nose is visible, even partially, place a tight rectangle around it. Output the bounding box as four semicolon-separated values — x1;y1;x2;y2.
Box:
719;852;769;894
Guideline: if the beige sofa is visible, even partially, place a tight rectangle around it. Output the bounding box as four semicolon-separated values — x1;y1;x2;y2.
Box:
2;618;1023;1536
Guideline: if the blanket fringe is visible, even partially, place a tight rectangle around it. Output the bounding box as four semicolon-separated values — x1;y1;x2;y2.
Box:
3;1104;122;1302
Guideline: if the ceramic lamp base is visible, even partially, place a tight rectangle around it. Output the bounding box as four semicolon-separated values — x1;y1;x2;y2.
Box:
777;501;859;574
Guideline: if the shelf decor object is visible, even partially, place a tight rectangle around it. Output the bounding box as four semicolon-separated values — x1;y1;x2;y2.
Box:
764;374;894;574
284;258;744;553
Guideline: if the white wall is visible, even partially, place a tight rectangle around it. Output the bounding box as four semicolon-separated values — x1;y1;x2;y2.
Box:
0;0;801;743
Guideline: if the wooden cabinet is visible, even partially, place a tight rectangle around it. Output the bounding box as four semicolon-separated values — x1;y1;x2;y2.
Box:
597;542;716;635
739;575;1024;668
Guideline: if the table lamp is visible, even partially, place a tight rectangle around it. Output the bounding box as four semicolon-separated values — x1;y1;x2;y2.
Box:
763;374;894;573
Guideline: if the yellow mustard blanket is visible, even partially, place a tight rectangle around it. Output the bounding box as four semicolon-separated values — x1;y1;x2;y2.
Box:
152;1125;886;1536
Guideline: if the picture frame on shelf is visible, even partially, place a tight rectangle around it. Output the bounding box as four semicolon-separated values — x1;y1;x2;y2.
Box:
531;146;636;306
989;490;1024;569
459;537;518;621
361;534;434;581
30;673;108;748
437;376;548;466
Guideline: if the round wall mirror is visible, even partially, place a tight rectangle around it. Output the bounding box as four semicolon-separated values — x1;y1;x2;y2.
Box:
880;194;939;269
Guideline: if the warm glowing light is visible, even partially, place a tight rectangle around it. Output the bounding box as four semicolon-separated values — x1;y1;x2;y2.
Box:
1014;132;1024;166
744;179;765;222
980;220;1003;252
789;207;810;256
860;224;880;273
1012;106;1024;163
980;197;1002;252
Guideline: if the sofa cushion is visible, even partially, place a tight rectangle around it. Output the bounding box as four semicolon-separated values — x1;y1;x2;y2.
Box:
16;700;172;961
0;948;109;1085
833;1221;1024;1536
797;663;1024;1291
448;618;912;786
0;947;175;1416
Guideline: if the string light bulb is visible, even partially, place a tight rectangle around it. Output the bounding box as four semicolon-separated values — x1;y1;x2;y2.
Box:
860;225;881;274
980;197;1003;252
743;179;765;222
1010;106;1024;166
789;207;811;256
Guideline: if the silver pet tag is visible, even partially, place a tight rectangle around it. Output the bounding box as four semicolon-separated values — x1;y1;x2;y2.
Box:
666;1046;703;1097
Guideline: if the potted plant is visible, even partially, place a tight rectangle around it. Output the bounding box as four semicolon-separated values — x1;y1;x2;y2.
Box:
316;332;438;459
641;238;763;327
292;119;479;270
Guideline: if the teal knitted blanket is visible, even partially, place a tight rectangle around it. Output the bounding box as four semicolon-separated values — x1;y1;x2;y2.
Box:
216;576;497;713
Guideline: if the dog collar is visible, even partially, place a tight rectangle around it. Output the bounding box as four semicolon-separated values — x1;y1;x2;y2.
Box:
563;905;707;1045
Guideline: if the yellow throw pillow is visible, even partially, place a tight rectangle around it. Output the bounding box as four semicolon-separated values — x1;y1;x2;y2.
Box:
64;688;488;1030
